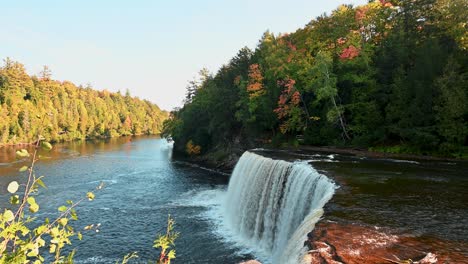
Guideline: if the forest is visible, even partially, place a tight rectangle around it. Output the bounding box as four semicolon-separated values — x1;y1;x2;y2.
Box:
164;0;467;158
0;59;168;145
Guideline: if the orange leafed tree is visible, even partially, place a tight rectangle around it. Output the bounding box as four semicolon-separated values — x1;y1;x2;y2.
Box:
246;64;265;98
185;140;201;155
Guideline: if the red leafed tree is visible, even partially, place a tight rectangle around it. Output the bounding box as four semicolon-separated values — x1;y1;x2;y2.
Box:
274;78;297;118
274;78;306;134
340;45;360;60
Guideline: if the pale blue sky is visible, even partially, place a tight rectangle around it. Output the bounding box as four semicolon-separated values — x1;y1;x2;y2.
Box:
1;0;366;110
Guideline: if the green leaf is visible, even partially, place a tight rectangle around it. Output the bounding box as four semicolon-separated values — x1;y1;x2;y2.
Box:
41;141;53;151
86;192;95;201
7;181;19;194
29;203;39;213
19;226;30;236
19;166;28;172
36;225;47;235
58;218;68;226
66;200;73;205
10;195;20;205
58;206;68;212
36;178;47;189
27;248;39;257
167;249;176;259
49;244;56;254
27;197;36;205
77;232;83;240
28;196;40;213
16;149;30;158
37;237;45;247
3;210;15;222
70;209;78;221
50;227;59;237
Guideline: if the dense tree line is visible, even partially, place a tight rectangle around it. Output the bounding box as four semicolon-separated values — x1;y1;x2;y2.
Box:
0;59;167;144
164;0;467;157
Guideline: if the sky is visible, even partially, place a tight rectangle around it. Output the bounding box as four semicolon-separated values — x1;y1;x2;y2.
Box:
1;0;367;111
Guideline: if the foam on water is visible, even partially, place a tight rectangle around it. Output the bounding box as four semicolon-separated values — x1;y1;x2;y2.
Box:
180;152;335;263
174;151;337;263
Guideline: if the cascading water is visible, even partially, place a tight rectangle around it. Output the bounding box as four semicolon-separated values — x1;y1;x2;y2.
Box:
224;151;336;263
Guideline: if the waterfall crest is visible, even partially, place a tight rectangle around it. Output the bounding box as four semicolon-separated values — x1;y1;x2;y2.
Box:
224;151;336;263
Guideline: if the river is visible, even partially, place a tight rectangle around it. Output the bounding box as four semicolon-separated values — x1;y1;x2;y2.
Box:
0;136;252;263
0;136;466;263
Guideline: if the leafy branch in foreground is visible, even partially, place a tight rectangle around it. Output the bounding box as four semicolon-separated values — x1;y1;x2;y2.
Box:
154;215;179;264
117;215;179;264
0;114;103;264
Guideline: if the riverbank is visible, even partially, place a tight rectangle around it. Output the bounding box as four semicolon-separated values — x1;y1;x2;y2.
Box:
284;145;466;162
0;133;161;148
0;142;37;147
173;144;246;173
179;143;465;174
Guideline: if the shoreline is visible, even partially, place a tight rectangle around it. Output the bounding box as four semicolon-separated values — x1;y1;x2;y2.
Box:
282;145;466;162
0;133;161;148
176;143;465;174
0;142;37;147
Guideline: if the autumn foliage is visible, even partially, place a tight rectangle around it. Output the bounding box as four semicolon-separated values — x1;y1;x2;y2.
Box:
0;59;168;145
340;45;361;60
246;64;264;98
274;79;300;119
185;140;201;155
274;79;305;134
165;0;468;157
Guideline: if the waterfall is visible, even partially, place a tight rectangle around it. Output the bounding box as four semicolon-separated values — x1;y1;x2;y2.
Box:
224;151;336;263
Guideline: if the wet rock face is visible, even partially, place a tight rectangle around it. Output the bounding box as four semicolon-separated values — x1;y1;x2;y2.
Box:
305;221;467;264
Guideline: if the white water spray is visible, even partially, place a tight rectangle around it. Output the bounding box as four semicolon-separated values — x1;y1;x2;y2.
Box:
224;151;336;263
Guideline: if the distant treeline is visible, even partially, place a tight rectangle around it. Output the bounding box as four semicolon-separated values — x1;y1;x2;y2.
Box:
0;59;168;144
164;0;467;157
